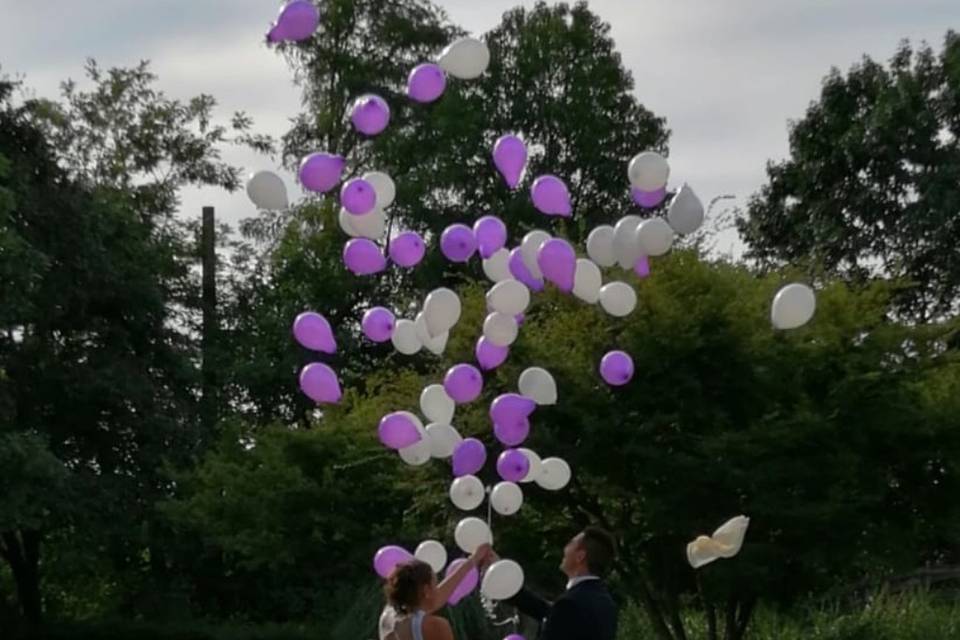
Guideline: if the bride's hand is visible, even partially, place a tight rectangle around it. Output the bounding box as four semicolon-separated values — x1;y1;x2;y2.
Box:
470;543;493;567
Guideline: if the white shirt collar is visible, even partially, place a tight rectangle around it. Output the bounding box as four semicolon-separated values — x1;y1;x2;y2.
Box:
566;575;600;591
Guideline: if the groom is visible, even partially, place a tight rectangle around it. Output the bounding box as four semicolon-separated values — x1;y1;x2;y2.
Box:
489;527;618;640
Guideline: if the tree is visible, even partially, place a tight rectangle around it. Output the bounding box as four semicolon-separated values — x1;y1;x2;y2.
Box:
738;31;960;322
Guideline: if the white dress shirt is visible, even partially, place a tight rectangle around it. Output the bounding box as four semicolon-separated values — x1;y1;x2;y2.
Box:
565;575;600;591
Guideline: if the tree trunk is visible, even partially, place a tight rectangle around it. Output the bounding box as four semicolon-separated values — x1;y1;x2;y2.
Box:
722;597;756;640
696;573;718;640
625;568;678;640
1;530;42;625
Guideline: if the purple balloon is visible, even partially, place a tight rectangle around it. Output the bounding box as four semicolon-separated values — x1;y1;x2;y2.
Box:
266;0;320;43
379;412;422;450
508;247;545;292
444;364;484;404
362;307;396;343
441;224;477;263
493;135;528;190
537;238;577;292
490;394;537;426
343;239;387;276
634;255;651;279
497;449;531;482
298;153;345;193
452;438;487;477
299;363;342;404
515;313;526;326
473;216;508;259
600;351;635;386
389;232;426;268
632;186;667;209
445;558;479;604
407;63;447;103
341;178;377;216
475;336;509;371
292;311;337;353
531;175;572;217
505;635;526;640
494;417;530;447
351;94;391;136
374;545;414;579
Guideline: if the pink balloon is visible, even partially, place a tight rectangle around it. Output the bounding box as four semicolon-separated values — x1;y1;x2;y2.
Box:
494;417;530;447
634;256;651;279
351;95;391;136
473;216;508;259
490;394;537;425
341;178;377;215
493;135;527;190
408;63;447;103
632;186;667;209
444;364;484;404
299;363;342;404
452;438;487;477
343;239;387;276
530;175;572;217
374;545;414;579
537;238;577;292
497;449;530;482
266;0;320;43
475;336;509;371
298;153;345;193
441;224;477;263
600;351;634;386
362;307;395;343
505;635;526;640
378;412;422;450
508;247;545;292
389;232;426;268
292;311;337;353
445;558;479;604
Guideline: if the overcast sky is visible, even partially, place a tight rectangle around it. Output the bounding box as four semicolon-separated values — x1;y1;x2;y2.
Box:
1;1;955;253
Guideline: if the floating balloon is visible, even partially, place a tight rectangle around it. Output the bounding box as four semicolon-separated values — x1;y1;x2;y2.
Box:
505;636;526;640
400;437;432;466
531;176;572;217
634;256;651;279
445;558;479;605
521;231;551;277
490;482;523;516
266;0;320;43
389;231;426;268
687;516;751;569
771;284;816;330
440;224;477;263
487;280;530;316
338;208;361;237
424;288;462;337
493;135;527;190
407;63;447;103
246;171;288;210
494;417;530;447
481;559;524;600
628;151;670;191
427;423;462;459
415;540;448;574
455;517;493;554
379;412;423;450
362;307;396;343
298;363;342;404
599;282;637;317
342;207;386;240
573;259;603;304
449;475;485;511
476;336;510;371
600;351;634;386
508;248;545;292
362;171;397;209
351;94;391;136
444;364;484;404
421;384;455;425
667;184;705;235
415;313;449;356
536;457;571;491
518;367;557;405
373;545;414;579
292;312;337;353
391;319;422;355
452;438;487;477
483;248;513;283
586;225;617;268
636;218;674;257
483;312;519;347
497;450;530;483
343;239;387;275
490;394;537;426
299;153;345;193
341;178;377;216
614;216;643;270
438;37;490;80
537;238;577;292
517;448;542;483
632;186;667;209
474;216;508;259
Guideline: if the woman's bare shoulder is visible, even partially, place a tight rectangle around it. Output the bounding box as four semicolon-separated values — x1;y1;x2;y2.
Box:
422;614;454;640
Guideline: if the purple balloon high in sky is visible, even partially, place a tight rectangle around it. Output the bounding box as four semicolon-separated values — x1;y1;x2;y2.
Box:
292;311;337;353
266;0;320;44
351;94;391;136
493;135;527;190
490;394;537;426
299;363;342;404
537;238;577;292
299;152;345;193
341;178;377;215
600;351;635;386
379;412;422;450
444;364;484;404
362;307;396;343
389;232;426;268
452;438;487;477
475;336;509;371
440;224;477;263
407;63;447;103
508;247;545;292
494;417;530;447
343;239;387;276
531;175;572;217
497;449;531;483
473;216;507;259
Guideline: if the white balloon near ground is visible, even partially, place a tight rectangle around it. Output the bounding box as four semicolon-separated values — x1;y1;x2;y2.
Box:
613;216;643;269
599;282;638;317
771;284;816;330
438;37;491;80
518;367;558;406
667;184;705;235
246;171;289;210
573;259;603;304
521;230;551;279
423;288;462;337
483;248;513;283
483;312;519;347
426;423;462;459
415;312;449;355
487;280;531;316
415;540;448;574
490;481;523;516
518;449;542;483
628;151;670;191
636;218;675;257
399;437;432;466
391;319;422;355
420;384;455;425
347;207;387;240
362;171;397;210
481;559;524;600
449;475;486;511
455;517;493;553
536;457;572;491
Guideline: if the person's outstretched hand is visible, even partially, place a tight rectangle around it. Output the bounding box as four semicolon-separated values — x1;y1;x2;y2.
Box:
470;543;493;567
479;546;499;570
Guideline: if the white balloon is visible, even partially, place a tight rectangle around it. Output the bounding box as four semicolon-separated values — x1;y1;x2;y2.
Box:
490;481;523;516
518;449;542;483
587;226;617;268
628;151;670;191
455;517;492;553
391;319;422;355
347;207;387;240
362;171;397;210
426;423;462;459
487;280;531;316
415;312;449;355
483;312;519;347
483;248;513;283
711;515;750;558
415;540;448;574
246;171;288;210
572;259;603;304
481;559;524;600
438;37;491;80
338;207;360;237
667;183;705;235
536;457;571;491
771;284;816;330
521;230;551;279
423;288;462;337
599;282;638;317
399;437;432;466
614;216;643;269
420;385;455;425
636;218;674;257
518;367;557;406
449;475;485;511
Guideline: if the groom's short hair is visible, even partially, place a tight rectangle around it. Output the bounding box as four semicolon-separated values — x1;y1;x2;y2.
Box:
582;527;617;578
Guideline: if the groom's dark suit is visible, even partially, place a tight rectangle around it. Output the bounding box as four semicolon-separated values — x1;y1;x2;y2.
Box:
508;578;618;640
